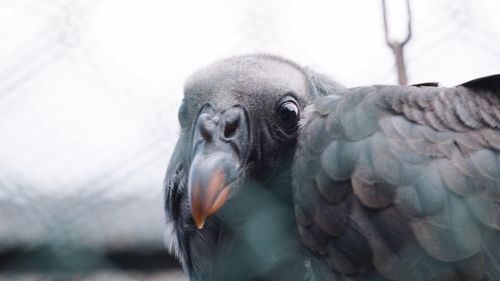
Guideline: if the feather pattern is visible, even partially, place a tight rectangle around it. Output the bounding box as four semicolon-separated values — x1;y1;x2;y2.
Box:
293;75;500;281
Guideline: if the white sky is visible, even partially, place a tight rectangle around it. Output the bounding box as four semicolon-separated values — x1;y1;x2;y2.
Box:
0;0;499;199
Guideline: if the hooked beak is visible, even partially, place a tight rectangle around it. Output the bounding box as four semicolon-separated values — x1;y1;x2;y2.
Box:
188;151;239;229
187;105;250;229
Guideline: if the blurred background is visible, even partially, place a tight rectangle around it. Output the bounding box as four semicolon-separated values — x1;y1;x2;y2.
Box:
0;0;499;280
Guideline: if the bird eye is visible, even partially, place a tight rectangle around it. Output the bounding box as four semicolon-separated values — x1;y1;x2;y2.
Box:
276;100;300;132
178;99;189;128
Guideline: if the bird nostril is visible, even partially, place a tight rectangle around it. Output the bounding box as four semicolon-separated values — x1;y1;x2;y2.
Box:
224;119;239;139
223;107;242;139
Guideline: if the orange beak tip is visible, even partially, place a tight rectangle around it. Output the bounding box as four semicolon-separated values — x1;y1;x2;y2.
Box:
192;204;207;229
190;169;232;230
196;220;205;230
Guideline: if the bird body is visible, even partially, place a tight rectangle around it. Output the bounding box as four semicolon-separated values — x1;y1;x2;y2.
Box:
164;54;500;281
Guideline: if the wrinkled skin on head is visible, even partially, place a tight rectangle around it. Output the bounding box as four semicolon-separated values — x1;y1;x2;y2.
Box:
164;55;328;281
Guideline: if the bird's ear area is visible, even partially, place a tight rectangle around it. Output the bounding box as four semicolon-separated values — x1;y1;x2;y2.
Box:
177;98;191;129
303;67;346;98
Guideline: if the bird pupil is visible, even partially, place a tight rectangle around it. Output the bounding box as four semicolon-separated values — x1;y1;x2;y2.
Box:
281;107;292;120
278;101;299;130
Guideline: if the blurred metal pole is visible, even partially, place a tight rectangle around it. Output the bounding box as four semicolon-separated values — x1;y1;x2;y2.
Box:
382;0;412;85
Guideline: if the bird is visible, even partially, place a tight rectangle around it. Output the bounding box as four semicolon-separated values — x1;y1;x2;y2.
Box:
164;54;500;281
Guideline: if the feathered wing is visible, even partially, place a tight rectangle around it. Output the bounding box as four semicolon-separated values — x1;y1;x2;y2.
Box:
293;75;500;281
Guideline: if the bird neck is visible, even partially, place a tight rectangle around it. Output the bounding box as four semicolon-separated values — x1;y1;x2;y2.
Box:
186;171;307;281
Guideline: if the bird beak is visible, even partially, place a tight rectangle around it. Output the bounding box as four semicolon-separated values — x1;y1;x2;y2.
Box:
187;150;239;229
187;105;250;229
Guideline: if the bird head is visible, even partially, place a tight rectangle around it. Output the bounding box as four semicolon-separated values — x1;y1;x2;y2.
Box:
166;54;343;230
182;55;311;229
163;55;346;279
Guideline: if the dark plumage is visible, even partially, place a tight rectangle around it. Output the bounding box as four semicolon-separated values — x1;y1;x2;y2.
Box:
164;54;500;281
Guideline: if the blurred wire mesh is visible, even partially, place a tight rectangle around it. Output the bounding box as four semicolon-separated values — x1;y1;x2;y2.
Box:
0;0;499;280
